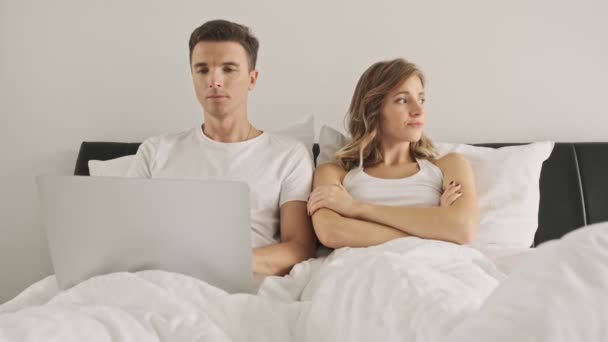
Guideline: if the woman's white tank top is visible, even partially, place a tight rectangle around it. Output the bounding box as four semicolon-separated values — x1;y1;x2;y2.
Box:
343;159;443;208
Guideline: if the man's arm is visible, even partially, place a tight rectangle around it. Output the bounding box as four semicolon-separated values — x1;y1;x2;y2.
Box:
252;201;316;276
125;137;159;178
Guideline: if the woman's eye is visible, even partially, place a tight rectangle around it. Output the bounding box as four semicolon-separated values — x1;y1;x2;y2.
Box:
396;98;407;104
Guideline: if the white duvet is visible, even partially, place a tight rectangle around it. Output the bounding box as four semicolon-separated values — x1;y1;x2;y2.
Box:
1;223;606;342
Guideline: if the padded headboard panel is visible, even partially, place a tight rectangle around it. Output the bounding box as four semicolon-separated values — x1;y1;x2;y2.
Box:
74;142;142;176
74;141;608;246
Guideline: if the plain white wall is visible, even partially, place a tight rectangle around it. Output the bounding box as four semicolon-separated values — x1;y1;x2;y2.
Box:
1;0;607;303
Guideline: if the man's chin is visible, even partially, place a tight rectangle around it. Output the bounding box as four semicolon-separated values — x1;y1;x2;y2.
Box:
203;107;230;119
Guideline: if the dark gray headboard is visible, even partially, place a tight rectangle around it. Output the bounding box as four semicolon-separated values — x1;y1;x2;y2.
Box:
74;142;608;246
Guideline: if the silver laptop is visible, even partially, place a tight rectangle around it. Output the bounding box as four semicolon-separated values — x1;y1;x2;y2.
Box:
37;176;254;293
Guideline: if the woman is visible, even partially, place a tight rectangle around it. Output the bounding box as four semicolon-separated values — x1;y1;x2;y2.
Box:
307;58;479;248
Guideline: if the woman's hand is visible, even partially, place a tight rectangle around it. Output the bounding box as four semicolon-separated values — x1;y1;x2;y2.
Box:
307;184;360;217
440;181;463;207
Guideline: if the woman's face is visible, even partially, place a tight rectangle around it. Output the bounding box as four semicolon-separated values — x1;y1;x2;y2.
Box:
379;75;426;144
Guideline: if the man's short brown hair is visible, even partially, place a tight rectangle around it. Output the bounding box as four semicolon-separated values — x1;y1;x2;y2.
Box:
189;19;259;70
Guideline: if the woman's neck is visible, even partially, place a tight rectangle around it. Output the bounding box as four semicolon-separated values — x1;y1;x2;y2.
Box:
379;140;415;166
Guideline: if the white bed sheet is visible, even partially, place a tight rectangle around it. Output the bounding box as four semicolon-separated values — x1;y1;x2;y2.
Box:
478;246;536;275
0;237;502;341
1;225;605;342
445;222;608;342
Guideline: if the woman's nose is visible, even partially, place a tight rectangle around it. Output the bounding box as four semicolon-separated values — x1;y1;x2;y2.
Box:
410;102;424;117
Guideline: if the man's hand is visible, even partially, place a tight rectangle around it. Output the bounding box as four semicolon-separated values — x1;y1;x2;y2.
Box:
252;248;265;274
307;183;360;217
251;201;315;276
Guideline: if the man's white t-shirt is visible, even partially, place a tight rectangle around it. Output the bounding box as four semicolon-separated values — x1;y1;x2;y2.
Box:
126;126;314;248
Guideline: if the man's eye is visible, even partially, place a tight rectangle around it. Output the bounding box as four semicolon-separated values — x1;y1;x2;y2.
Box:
197;69;209;74
420;98;426;104
224;67;236;73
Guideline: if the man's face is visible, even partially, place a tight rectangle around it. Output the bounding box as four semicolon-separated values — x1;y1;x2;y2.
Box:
190;41;258;119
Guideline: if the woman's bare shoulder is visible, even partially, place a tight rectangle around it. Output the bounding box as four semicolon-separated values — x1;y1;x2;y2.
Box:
314;162;349;184
433;153;470;171
315;162;348;175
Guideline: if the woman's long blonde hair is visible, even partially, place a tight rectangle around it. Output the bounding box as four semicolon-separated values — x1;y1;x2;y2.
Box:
335;58;437;171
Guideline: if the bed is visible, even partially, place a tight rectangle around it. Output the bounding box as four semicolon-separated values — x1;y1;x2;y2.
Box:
0;141;606;341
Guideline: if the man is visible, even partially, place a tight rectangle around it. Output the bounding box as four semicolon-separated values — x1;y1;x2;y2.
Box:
127;19;315;276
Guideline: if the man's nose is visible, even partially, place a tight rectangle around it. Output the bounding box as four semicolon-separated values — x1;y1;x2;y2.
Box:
208;70;223;88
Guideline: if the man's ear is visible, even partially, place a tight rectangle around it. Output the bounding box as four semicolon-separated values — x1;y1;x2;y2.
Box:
248;70;259;91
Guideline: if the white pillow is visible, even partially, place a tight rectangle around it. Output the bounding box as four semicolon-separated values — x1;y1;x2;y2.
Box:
316;125;554;250
317;125;349;165
88;116;315;177
88;155;135;177
273;114;315;157
435;141;554;249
